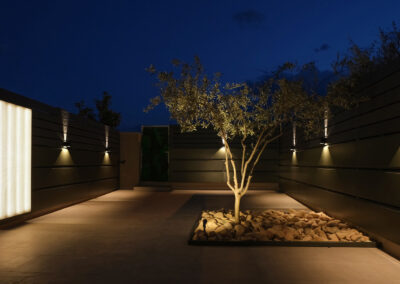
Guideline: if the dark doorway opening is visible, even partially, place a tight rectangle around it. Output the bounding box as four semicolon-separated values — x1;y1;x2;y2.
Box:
140;126;169;181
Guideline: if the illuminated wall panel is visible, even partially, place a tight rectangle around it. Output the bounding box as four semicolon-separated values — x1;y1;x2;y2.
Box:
0;100;31;220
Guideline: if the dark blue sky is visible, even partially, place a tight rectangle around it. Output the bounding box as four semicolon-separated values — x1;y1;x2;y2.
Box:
1;0;399;130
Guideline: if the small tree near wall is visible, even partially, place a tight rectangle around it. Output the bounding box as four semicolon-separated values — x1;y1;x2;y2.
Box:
75;92;121;128
146;57;348;224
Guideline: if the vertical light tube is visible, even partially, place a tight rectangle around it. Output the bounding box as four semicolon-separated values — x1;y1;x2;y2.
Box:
24;108;31;212
0;101;5;219
15;107;22;213
19;107;25;213
0;100;32;220
7;104;15;217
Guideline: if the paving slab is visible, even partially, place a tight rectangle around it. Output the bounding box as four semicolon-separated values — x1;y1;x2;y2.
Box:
0;189;399;283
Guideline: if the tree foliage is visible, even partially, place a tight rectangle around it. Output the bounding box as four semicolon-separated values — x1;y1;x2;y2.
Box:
74;92;121;128
75;100;96;120
95;92;121;128
146;57;334;223
329;21;400;108
147;22;399;224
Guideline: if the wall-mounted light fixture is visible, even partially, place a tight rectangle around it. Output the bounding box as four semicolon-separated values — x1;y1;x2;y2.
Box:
62;141;71;149
320;137;328;146
0;100;32;220
105;146;112;153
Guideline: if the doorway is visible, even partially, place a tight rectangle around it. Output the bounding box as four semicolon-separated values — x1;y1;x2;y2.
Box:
140;126;169;181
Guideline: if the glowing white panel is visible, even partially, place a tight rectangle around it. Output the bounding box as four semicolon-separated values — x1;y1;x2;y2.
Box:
0;100;31;220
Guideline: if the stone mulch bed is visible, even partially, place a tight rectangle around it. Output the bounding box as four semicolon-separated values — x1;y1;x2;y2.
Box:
191;209;372;243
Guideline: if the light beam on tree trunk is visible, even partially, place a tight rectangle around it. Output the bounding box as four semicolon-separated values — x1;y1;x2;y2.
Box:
222;130;283;224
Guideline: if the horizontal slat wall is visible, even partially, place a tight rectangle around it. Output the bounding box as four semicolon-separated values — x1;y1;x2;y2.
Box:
0;88;120;223
169;125;279;183
278;68;400;258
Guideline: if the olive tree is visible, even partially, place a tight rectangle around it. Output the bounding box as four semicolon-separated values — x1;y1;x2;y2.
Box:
146;57;330;224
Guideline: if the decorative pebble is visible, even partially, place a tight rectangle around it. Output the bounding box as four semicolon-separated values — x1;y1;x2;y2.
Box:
192;209;371;243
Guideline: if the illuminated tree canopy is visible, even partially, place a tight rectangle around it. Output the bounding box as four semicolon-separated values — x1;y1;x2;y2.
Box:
146;57;355;223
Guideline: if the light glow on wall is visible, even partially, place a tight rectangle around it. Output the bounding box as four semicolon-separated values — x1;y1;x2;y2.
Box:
105;125;110;150
103;152;111;164
103;125;111;163
61;110;69;143
320;110;329;146
319;144;332;165
291;150;298;164
290;122;296;152
56;148;74;165
390;146;400;167
324;110;328;138
0;100;32;220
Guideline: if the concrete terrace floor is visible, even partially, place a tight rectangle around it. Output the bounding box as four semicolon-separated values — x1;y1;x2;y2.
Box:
1;190;400;284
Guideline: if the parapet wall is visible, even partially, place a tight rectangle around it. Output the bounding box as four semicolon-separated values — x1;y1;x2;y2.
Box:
278;68;400;258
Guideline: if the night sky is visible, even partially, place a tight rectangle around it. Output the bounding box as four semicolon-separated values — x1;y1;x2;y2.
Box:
1;0;399;130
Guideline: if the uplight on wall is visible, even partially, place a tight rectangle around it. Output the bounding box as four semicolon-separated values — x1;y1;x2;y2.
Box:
320;110;329;146
105;125;110;153
290;122;296;152
61;110;70;149
0;100;32;220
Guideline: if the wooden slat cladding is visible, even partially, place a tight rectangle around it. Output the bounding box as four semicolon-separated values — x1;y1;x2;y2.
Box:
279;178;400;259
31;178;119;215
32;147;119;167
279;166;400;207
0;88;120;223
32;166;118;190
169;125;279;183
278;67;400;257
280;134;400;170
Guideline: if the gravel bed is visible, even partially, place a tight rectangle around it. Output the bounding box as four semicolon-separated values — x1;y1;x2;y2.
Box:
192;209;372;243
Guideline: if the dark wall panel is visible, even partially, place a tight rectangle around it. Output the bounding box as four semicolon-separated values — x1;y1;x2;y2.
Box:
32;179;119;214
280;134;400;169
32;147;119;167
32;166;118;190
278;68;400;258
280;178;400;259
169;125;279;183
0;88;120;224
280;166;400;207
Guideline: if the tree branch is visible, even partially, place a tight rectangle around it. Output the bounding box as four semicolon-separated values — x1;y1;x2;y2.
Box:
224;141;238;190
241;126;247;178
240;128;265;191
224;146;235;192
220;131;235;192
242;132;283;197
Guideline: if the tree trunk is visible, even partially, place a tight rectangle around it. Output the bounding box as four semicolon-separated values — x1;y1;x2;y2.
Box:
234;193;241;224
